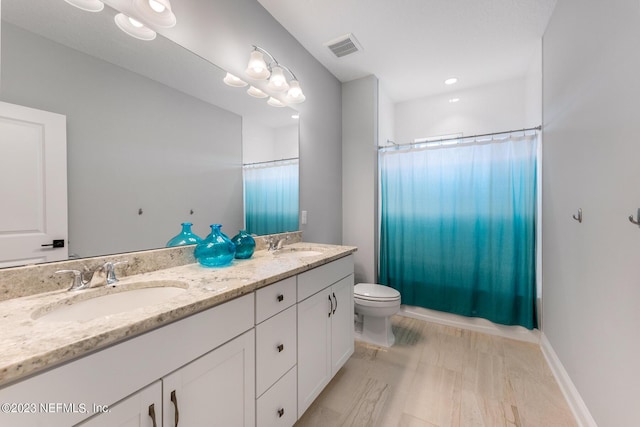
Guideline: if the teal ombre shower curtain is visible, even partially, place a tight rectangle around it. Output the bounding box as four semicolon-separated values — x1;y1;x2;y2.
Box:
244;159;299;235
379;133;538;329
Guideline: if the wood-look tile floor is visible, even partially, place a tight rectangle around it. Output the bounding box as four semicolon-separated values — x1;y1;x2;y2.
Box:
294;315;577;427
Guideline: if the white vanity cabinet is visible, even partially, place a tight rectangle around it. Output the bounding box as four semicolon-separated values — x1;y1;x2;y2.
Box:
0;294;255;427
255;276;297;427
0;252;356;427
296;255;354;418
78;329;255;427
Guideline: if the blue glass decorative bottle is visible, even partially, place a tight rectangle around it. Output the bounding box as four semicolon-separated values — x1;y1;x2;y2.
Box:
166;222;203;247
231;230;256;259
194;224;236;267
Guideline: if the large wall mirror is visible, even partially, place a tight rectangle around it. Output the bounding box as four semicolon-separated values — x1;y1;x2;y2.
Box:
0;0;299;265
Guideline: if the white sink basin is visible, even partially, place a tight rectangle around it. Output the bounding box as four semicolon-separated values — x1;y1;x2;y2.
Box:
34;281;188;322
274;248;323;258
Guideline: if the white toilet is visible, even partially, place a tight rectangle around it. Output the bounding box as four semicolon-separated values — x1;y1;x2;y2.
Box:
354;283;401;347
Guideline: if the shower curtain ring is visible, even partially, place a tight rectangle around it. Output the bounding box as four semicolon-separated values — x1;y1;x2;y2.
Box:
572;208;582;223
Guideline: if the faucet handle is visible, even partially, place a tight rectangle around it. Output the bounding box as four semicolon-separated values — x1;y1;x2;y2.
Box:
55;269;88;291
104;260;128;285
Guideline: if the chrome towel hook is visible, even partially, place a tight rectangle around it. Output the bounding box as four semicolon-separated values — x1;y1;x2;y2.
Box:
629;211;640;226
572;208;583;223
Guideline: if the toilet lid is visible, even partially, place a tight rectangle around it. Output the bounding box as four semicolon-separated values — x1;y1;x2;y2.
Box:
354;283;400;302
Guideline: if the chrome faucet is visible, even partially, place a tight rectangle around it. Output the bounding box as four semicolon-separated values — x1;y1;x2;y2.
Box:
267;235;290;251
55;269;93;291
102;260;129;285
56;260;128;291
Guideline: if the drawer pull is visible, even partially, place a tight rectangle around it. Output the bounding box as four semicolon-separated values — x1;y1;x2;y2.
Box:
277;343;284;352
328;294;333;317
148;403;158;427
170;390;180;427
278;408;285;418
277;294;284;302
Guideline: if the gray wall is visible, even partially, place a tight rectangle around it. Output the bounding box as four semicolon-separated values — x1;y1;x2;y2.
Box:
542;0;640;425
342;76;378;283
142;0;343;245
1;24;243;257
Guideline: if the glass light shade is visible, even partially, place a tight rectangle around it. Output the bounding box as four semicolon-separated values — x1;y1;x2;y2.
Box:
267;97;285;107
245;51;270;80
223;73;248;87
63;0;105;12
285;80;306;103
133;0;177;28
267;66;289;92
247;86;268;98
114;13;157;41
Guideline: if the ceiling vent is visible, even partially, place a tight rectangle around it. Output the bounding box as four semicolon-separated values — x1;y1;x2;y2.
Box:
324;33;363;58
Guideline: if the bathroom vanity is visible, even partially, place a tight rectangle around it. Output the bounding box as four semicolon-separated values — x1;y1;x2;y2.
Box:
0;242;356;427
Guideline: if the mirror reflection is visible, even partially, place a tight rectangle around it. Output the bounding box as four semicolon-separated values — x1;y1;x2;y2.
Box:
0;0;299;266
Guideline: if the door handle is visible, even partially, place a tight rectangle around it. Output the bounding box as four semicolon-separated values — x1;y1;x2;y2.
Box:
332;292;337;315
148;403;158;427
170;390;180;427
328;294;333;317
41;239;64;248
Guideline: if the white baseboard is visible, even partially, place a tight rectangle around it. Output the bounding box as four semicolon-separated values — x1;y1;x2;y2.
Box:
540;333;598;427
397;304;540;344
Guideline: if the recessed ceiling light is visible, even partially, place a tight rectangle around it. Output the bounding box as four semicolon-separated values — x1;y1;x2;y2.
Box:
449;98;460;103
444;77;458;85
291;114;300;119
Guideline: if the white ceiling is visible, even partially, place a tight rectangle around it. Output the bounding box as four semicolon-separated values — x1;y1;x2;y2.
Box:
257;0;557;103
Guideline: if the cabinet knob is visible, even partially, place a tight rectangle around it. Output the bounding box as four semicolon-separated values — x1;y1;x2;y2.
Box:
277;294;284;302
277;408;285;418
277;343;284;352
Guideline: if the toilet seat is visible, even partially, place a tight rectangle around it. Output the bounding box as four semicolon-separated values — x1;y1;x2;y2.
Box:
354;283;400;302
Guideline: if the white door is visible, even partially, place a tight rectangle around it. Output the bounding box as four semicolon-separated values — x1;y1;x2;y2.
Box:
162;330;255;427
331;274;355;375
297;289;332;418
0;101;67;267
75;381;161;427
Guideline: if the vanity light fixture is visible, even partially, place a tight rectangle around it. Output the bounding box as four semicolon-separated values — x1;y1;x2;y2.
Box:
246;51;271;80
114;13;157;41
444;77;458;85
244;45;306;104
63;0;105;12
247;86;268;98
267;97;286;108
133;0;177;28
223;73;248;87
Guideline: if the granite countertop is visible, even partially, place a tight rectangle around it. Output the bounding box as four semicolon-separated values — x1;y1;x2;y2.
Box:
0;242;356;388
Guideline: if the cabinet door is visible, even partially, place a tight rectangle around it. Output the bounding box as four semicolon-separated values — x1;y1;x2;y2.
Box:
331;274;355;375
297;289;332;418
76;381;161;427
162;330;255;427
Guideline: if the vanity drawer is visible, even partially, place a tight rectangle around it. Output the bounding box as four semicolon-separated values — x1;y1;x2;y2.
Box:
256;276;296;323
297;255;353;302
257;366;297;427
256;305;297;397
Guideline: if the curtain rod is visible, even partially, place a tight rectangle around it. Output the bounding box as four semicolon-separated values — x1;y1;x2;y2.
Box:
243;157;299;167
380;125;542;150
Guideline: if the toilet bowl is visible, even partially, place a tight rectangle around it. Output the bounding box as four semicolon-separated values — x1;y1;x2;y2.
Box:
354;283;401;347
